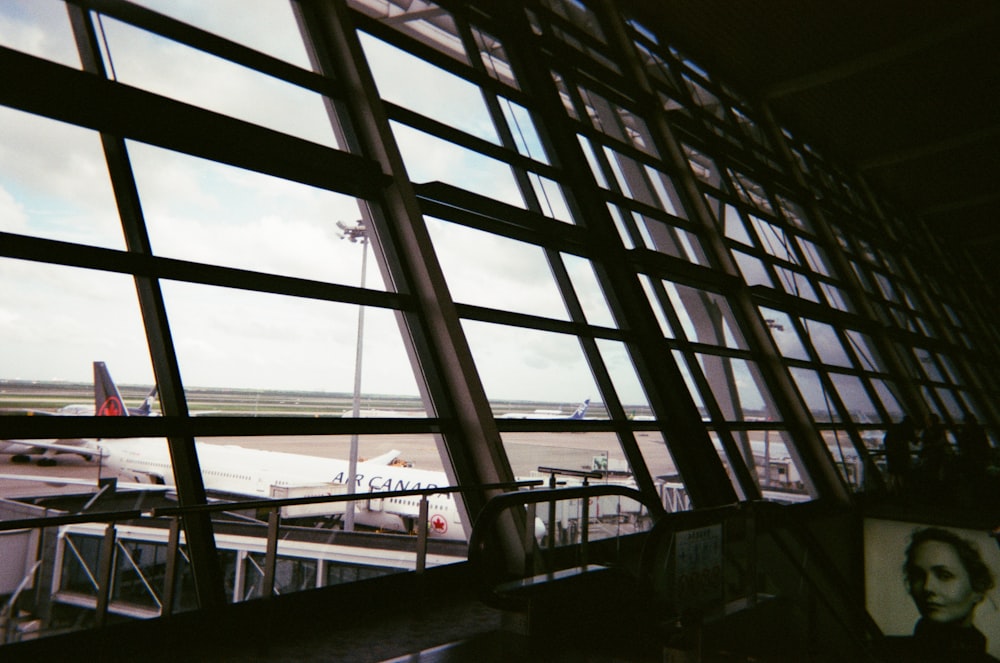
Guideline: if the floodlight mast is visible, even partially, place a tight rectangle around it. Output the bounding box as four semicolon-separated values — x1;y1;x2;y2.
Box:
338;220;367;531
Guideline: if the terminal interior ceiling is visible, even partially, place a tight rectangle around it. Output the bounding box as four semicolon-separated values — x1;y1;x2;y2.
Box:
0;0;998;660
622;0;1000;287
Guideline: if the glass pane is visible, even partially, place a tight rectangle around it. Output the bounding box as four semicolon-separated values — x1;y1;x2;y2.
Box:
596;339;649;411
935;387;964;420
665;282;747;349
528;172;575;223
913;348;944;382
425;218;568;320
774;267;818;302
606;204;635;249
735;429;808;496
164;434;460;578
360;33;498;144
160;282;422;404
759;308;809;361
844;330;883;372
499;98;548;163
823;429;864;490
1;260;151;387
562;253;615;328
828;373;877;422
502;431;624;479
682;144;722;189
0;107;124;249
462;321;598;406
871;379;904;421
474;28;519;89
0;0;81;68
98;16;339;148
645;167;687;219
720;203;753;246
128;141;382;287
733;252;773;287
392;122;523;207
749;215;796;263
789;367;840;423
819;282;853;313
797;237;831;276
350;0;467;65
129;0;312;68
577;134;610;189
695;354;770;422
801;319;852;368
640;276;673;338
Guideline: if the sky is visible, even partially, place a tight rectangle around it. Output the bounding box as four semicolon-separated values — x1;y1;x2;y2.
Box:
0;0;621;406
0;0;889;418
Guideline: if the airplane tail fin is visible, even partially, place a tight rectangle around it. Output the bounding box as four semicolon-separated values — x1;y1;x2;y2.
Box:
133;386;158;416
569;399;590;420
94;361;128;417
365;449;401;465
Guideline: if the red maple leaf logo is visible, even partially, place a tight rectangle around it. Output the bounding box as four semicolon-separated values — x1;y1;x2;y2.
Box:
429;514;448;534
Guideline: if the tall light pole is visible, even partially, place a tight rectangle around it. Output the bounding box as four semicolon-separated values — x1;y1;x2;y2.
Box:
338;220;367;531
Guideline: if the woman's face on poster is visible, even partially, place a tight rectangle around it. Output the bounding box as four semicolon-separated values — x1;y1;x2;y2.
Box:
907;540;984;626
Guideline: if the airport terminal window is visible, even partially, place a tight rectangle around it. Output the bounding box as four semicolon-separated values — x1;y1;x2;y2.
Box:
462;321;601;415
349;0;467;64
0;0;81;68
424;218;569;320
93;14;341;150
391;122;525;207
694;354;772;424
758;308;810;362
562;253;616;328
2;1;998;644
160;282;422;405
359;32;500;145
128;0;314;69
595;339;650;411
0;262;153;388
0;106;124;249
128;142;384;288
661;281;747;350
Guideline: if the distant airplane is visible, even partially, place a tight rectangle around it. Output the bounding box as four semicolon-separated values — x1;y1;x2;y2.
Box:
499;399;591;420
0;362;155;465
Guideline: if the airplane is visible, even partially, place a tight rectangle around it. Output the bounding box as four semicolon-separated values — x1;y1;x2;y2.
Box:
499;399;591;419
0;362;157;465
21;362;465;539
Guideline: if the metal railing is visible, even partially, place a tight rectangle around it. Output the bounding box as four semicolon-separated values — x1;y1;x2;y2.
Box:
0;478;543;630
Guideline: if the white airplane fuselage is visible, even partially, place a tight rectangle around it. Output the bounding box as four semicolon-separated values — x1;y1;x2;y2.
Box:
93;439;464;540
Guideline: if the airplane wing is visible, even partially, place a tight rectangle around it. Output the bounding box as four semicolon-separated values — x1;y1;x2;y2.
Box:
365;449;401;465
0;473;170;491
3;439;99;457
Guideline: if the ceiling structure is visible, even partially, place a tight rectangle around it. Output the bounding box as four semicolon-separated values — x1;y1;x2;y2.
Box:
624;0;1000;287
